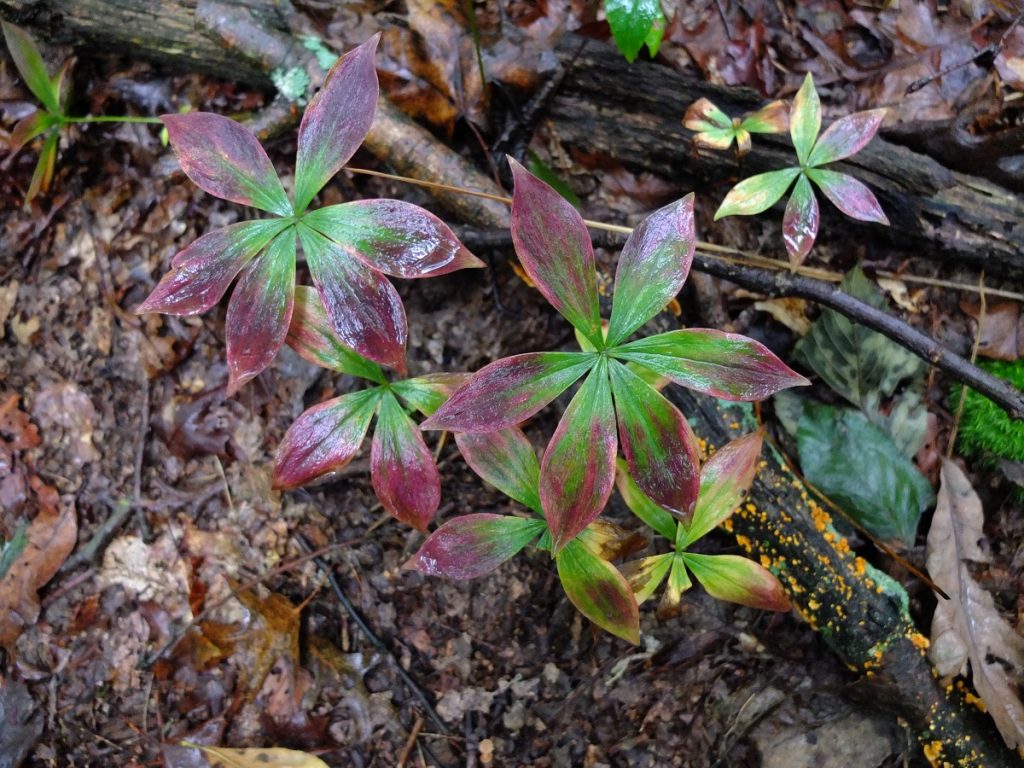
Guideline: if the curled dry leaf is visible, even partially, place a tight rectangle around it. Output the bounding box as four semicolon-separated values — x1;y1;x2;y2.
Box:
182;741;329;768
926;459;1024;750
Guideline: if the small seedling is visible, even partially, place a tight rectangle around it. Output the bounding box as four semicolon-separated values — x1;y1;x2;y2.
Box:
683;97;789;157
422;160;807;551
712;73;889;267
605;0;666;63
136;35;482;393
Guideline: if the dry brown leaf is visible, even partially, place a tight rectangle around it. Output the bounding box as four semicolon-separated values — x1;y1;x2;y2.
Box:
926;459;1024;749
960;300;1024;361
753;298;811;336
182;742;328;768
0;492;76;649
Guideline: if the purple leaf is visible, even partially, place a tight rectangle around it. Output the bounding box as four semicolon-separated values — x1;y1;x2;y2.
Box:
420;352;595;432
782;174;820;267
225;230;296;394
161;112;291;216
805;168;889;225
556;538;640;644
510;158;602;343
683;98;731;131
391;373;471;416
405;514;545;580
10;110;55;151
609;361;700;523
455;428;542;515
293;34;380;213
614;329;809;401
682;431;763;547
371;393;441;531
606;194;696;346
790;73;820;166
303;200;484;278
713;167;800;220
540;361;618;551
136;220;288;316
286;285;385;382
273;389;380;489
682;553;791;612
2;21;60;114
297;223;408;374
807;109;886;167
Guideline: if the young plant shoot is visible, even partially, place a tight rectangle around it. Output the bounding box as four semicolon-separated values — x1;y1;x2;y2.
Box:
135;35;482;392
683;97;789;157
422;160;808;552
712;73;889;267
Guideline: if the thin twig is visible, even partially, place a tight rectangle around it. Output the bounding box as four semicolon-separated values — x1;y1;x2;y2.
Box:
398;715;425;768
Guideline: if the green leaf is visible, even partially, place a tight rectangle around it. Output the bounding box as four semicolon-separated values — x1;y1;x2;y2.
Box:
714;167;801;220
864;390;929;458
615;458;677;541
682;553;791;611
391;373;469;416
605;0;666;63
0;521;29;580
26;130;58;203
790;73;820;166
796;402;935;546
2;21;60;114
556;538;640;644
661;554;692;615
794;266;925;409
455;428;543;516
406;514;545;580
621;553;673;604
287;286;386;383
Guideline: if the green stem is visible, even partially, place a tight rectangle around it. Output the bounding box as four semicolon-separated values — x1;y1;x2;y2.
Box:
63;115;163;125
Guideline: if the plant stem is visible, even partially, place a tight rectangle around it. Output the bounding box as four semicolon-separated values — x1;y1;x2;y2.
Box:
63;115;163;125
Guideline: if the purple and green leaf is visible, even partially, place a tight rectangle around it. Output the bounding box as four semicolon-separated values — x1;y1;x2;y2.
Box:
297;223;408;374
613;329;809;401
455;427;543;515
224;228;296;394
509;158;602;345
161;112;291;216
782;174;819;267
421;352;595;432
273;387;380;489
293;34;380;213
405;514;545;580
556;538;640;644
615;458;677;541
609;361;700;522
371;392;441;531
540;359;617;551
303;200;484;278
790;73;820;166
391;373;471;416
807;109;886;167
681;553;791;612
137;219;289;317
2;21;61;115
804;168;889;225
713;167;800;219
606;194;696;346
680;431;763;548
10;111;57;151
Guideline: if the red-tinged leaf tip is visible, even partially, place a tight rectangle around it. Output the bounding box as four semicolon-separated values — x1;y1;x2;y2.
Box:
303;200;484;278
791;72;820;166
509;157;602;343
683;553;791;612
782;174;820;268
713;167;801;220
371;394;441;531
683;98;731;132
683;431;763;547
273;389;379;489
294;34;380;213
298;224;408;374
613;329;810;401
224;231;296;395
807;108;886;167
405;514;544;580
741;100;790;135
2;21;60;114
455;428;543;515
541;362;618;551
161;112;290;216
136;220;288;316
806;168;889;226
610;361;700;523
606;194;696;346
10;110;53;151
420;352;594;433
556;539;640;644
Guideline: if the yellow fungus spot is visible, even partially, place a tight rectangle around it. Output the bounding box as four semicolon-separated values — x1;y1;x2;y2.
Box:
909;632;930;651
922;740;944;765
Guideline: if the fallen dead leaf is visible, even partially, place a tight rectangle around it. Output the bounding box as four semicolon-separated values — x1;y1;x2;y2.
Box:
182;741;329;768
926;459;1024;749
960;300;1024;361
753;297;811;336
32;381;100;467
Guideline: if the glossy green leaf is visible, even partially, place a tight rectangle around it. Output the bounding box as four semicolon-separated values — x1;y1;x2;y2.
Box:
620;553;673;604
406;514;545;580
606;194;696;346
713;167;800;220
609;360;700;521
614;328;809;401
807;109;885;167
2;21;60;114
606;0;666;62
615;458;676;541
455;428;543;515
782;174;819;267
682;553;791;611
286;286;386;382
790;73;820;166
681;431;763;548
804;168;889;225
391;373;469;416
541;359;617;550
796;402;935;546
556;538;640;644
793;266;924;409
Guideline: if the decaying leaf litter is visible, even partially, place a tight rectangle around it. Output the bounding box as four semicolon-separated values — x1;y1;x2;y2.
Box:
1;1;1023;766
